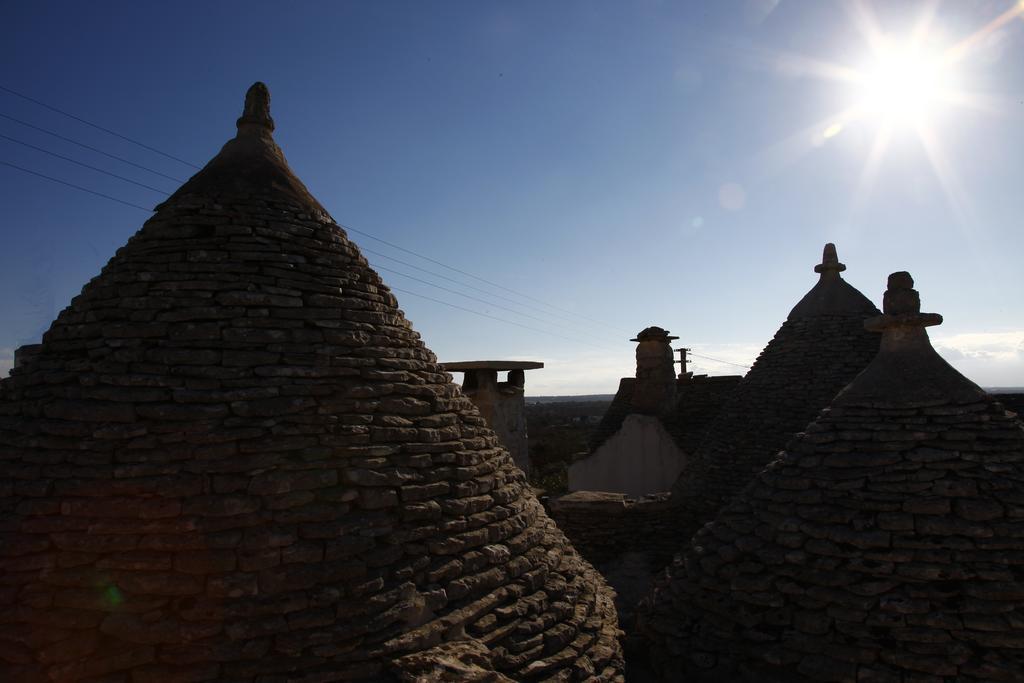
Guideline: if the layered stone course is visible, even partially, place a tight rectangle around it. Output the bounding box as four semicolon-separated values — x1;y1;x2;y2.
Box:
640;273;1024;682
645;396;1024;681
0;83;623;682
548;492;677;570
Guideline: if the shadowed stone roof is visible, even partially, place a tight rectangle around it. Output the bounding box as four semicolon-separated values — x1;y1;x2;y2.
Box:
669;244;880;545
0;83;622;682
585;375;741;459
640;273;1024;682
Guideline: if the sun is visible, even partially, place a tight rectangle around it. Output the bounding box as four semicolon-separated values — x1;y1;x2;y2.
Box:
749;1;1024;217
855;39;953;127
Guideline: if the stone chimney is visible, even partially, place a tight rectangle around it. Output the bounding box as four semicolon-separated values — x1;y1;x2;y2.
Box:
631;326;678;414
441;360;544;477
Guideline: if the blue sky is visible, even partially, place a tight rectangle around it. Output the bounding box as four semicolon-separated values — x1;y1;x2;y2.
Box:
1;0;1022;394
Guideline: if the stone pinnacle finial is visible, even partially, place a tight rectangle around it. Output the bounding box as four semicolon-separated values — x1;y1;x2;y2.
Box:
883;271;918;315
814;242;846;274
837;270;985;404
865;271;942;332
236;82;275;133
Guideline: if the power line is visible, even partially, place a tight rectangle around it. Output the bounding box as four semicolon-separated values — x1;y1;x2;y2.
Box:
364;244;623;337
0;84;200;170
362;245;566;318
0;112;186;182
0;87;632;337
4;153;748;369
0;109;618;339
0;163;608;350
1;161;154;212
388;286;615;351
0;159;607;345
339;221;629;334
371;261;620;341
0;84;626;335
0;133;171;194
688;350;751;370
0;161;611;349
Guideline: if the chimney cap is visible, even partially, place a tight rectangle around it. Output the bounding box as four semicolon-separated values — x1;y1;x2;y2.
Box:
631;326;679;342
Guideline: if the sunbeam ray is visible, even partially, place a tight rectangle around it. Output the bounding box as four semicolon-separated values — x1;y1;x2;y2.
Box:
852;122;892;211
747;107;864;182
944;0;1024;65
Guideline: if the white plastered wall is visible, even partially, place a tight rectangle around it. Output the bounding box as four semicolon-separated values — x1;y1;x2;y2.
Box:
568;414;685;497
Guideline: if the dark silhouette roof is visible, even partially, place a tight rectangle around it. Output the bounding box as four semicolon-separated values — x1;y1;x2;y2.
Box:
585;375;741;458
641;273;1024;682
669;244;880;547
0;83;623;682
787;243;877;320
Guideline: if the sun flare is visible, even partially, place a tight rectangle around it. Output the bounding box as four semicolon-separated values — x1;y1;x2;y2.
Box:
855;40;953;126
750;0;1024;217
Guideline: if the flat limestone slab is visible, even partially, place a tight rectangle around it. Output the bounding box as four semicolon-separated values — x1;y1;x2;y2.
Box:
442;360;544;371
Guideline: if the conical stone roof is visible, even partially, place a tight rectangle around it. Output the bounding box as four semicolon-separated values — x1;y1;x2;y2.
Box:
670;244;880;545
640;272;1024;682
0;83;623;682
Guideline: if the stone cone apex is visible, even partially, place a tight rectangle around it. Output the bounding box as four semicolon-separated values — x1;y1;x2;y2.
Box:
640;274;1024;682
158;81;326;215
669;243;880;542
835;271;986;406
0;84;623;682
788;243;874;320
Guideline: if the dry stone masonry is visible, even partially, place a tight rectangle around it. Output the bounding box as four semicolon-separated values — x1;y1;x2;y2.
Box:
670;244;881;550
441;360;543;478
640;272;1024;682
630;327;678;416
0;83;623;682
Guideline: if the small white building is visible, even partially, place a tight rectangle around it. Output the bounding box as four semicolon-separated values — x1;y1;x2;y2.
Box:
569;328;741;497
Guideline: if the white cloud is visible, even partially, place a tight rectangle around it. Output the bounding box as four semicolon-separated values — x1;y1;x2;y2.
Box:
932;331;1024;388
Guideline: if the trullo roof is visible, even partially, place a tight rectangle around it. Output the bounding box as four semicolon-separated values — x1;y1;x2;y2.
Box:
0;83;623;682
670;244;881;546
640;272;1024;682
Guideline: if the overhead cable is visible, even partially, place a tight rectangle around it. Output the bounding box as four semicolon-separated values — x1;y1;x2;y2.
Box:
0;133;171;194
0;84;626;335
371;261;621;341
388;286;616;351
0;161;154;211
0;112;186;182
688;350;752;369
339;221;628;334
0;84;201;169
4;157;753;369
